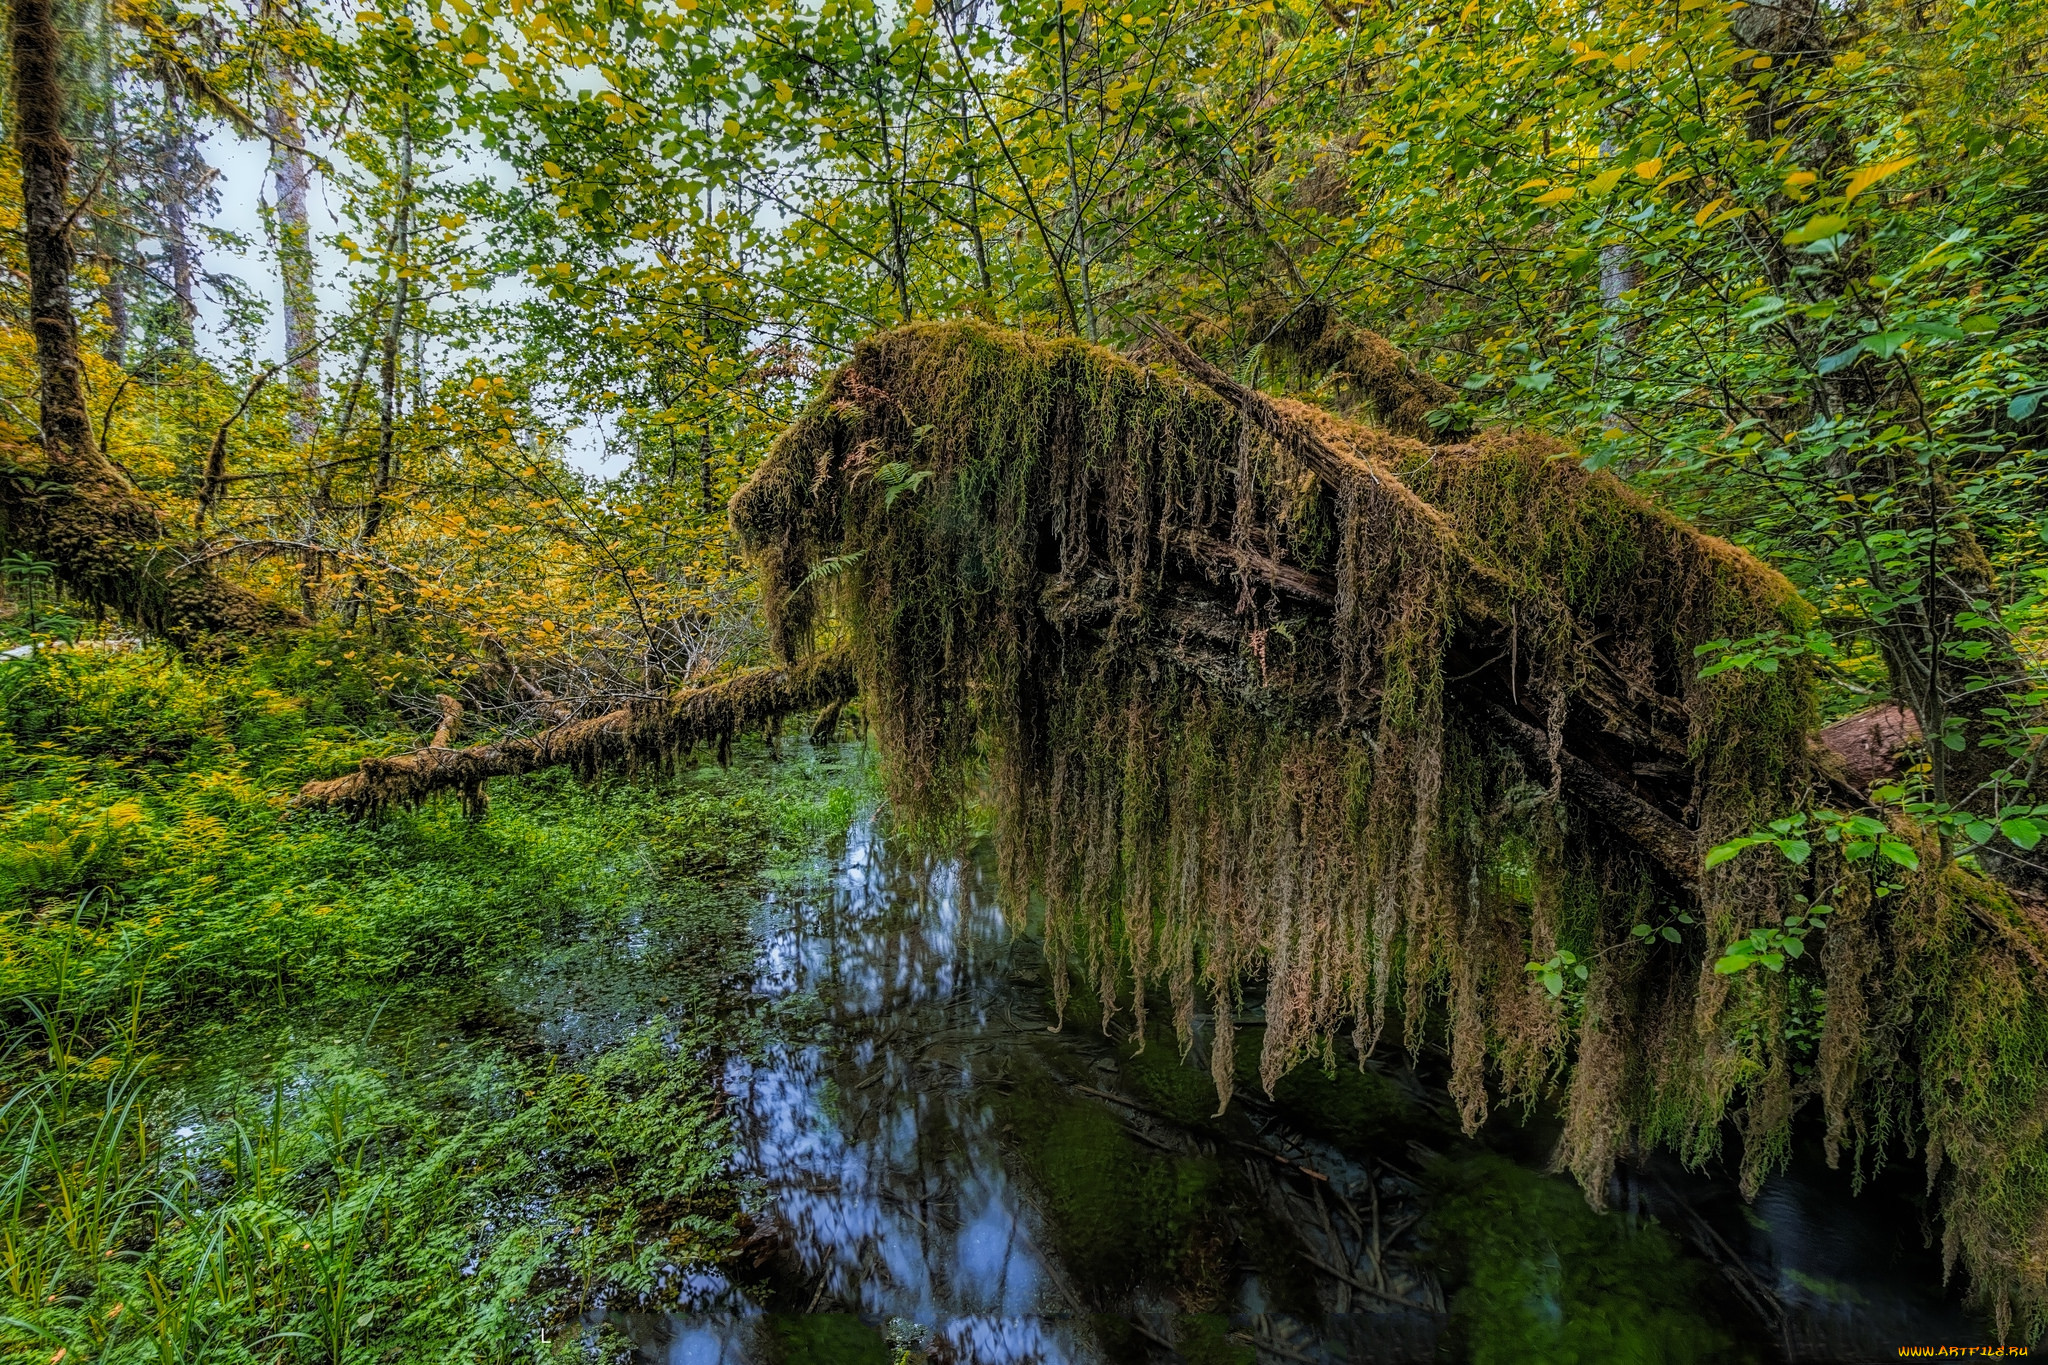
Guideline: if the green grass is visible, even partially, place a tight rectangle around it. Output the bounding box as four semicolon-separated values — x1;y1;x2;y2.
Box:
0;641;870;1363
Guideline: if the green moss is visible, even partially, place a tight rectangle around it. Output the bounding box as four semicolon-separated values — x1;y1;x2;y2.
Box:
1425;1153;1754;1365
1170;1313;1256;1365
993;1073;1233;1306
763;1313;892;1365
1252;1038;1451;1149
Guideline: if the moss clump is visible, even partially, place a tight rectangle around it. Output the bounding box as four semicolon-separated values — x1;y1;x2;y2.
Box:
763;1313;891;1364
1424;1152;1754;1365
733;320;2048;1337
992;1072;1242;1309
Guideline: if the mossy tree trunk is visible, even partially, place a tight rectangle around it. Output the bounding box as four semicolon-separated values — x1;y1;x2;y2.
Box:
3;0;302;648
731;320;2048;1337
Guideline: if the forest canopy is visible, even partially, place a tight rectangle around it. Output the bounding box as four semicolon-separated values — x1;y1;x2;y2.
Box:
4;0;2048;1350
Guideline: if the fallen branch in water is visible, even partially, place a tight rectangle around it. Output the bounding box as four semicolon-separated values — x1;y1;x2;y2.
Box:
295;648;858;817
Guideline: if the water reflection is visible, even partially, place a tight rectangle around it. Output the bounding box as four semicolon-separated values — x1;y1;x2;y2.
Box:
624;815;1988;1364
657;821;1094;1363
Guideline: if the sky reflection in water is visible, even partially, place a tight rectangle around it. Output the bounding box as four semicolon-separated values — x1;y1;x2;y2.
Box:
659;821;1093;1363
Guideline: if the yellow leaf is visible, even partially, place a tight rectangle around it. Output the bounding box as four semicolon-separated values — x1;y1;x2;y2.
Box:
1693;196;1727;227
1533;186;1576;206
1784;170;1817;188
1633;157;1662;180
1842;155;1917;202
1612;43;1653;72
1587;167;1625;196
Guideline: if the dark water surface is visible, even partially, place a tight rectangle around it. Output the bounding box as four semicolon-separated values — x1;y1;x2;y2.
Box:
604;817;1989;1365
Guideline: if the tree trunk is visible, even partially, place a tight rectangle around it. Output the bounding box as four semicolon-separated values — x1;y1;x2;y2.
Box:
98;258;128;366
265;46;319;448
3;0;301;647
367;112;412;542
157;88;200;335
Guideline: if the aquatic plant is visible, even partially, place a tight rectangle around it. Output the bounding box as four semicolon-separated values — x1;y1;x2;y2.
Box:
732;319;2048;1337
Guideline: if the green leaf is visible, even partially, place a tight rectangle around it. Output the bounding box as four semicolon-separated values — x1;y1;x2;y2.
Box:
1785;214;1849;246
1817;342;1864;375
1714;953;1753;974
1660;925;1680;943
2010;391;2044;421
2001;817;2044;851
1704;840;1748;869
1775;839;1812;865
1879;839;1921;870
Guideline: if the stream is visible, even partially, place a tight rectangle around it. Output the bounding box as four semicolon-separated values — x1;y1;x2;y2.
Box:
575;807;1988;1364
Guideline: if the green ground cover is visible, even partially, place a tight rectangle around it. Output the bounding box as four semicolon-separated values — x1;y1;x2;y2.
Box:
0;639;867;1364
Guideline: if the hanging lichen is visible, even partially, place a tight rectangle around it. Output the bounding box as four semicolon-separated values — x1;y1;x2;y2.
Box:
731;320;2048;1340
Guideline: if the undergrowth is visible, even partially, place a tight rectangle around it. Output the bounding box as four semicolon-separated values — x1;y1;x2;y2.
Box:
0;639;867;1363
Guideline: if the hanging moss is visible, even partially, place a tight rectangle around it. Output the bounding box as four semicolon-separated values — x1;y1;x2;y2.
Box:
732;320;2048;1339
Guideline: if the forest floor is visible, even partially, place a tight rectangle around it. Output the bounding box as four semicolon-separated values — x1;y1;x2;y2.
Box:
0;636;868;1362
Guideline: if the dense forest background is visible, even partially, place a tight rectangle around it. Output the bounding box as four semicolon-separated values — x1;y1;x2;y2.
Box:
3;0;2047;1356
5;0;2043;729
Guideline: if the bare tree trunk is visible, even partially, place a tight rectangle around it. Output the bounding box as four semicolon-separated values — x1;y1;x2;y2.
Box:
93;0;127;368
366;110;411;542
98;257;128;365
3;0;301;646
264;42;319;447
157;87;200;334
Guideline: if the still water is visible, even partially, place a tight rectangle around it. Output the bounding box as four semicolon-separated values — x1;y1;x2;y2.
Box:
603;816;1988;1365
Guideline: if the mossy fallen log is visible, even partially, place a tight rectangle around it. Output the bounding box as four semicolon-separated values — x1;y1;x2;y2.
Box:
294;649;857;817
732;319;2048;1339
